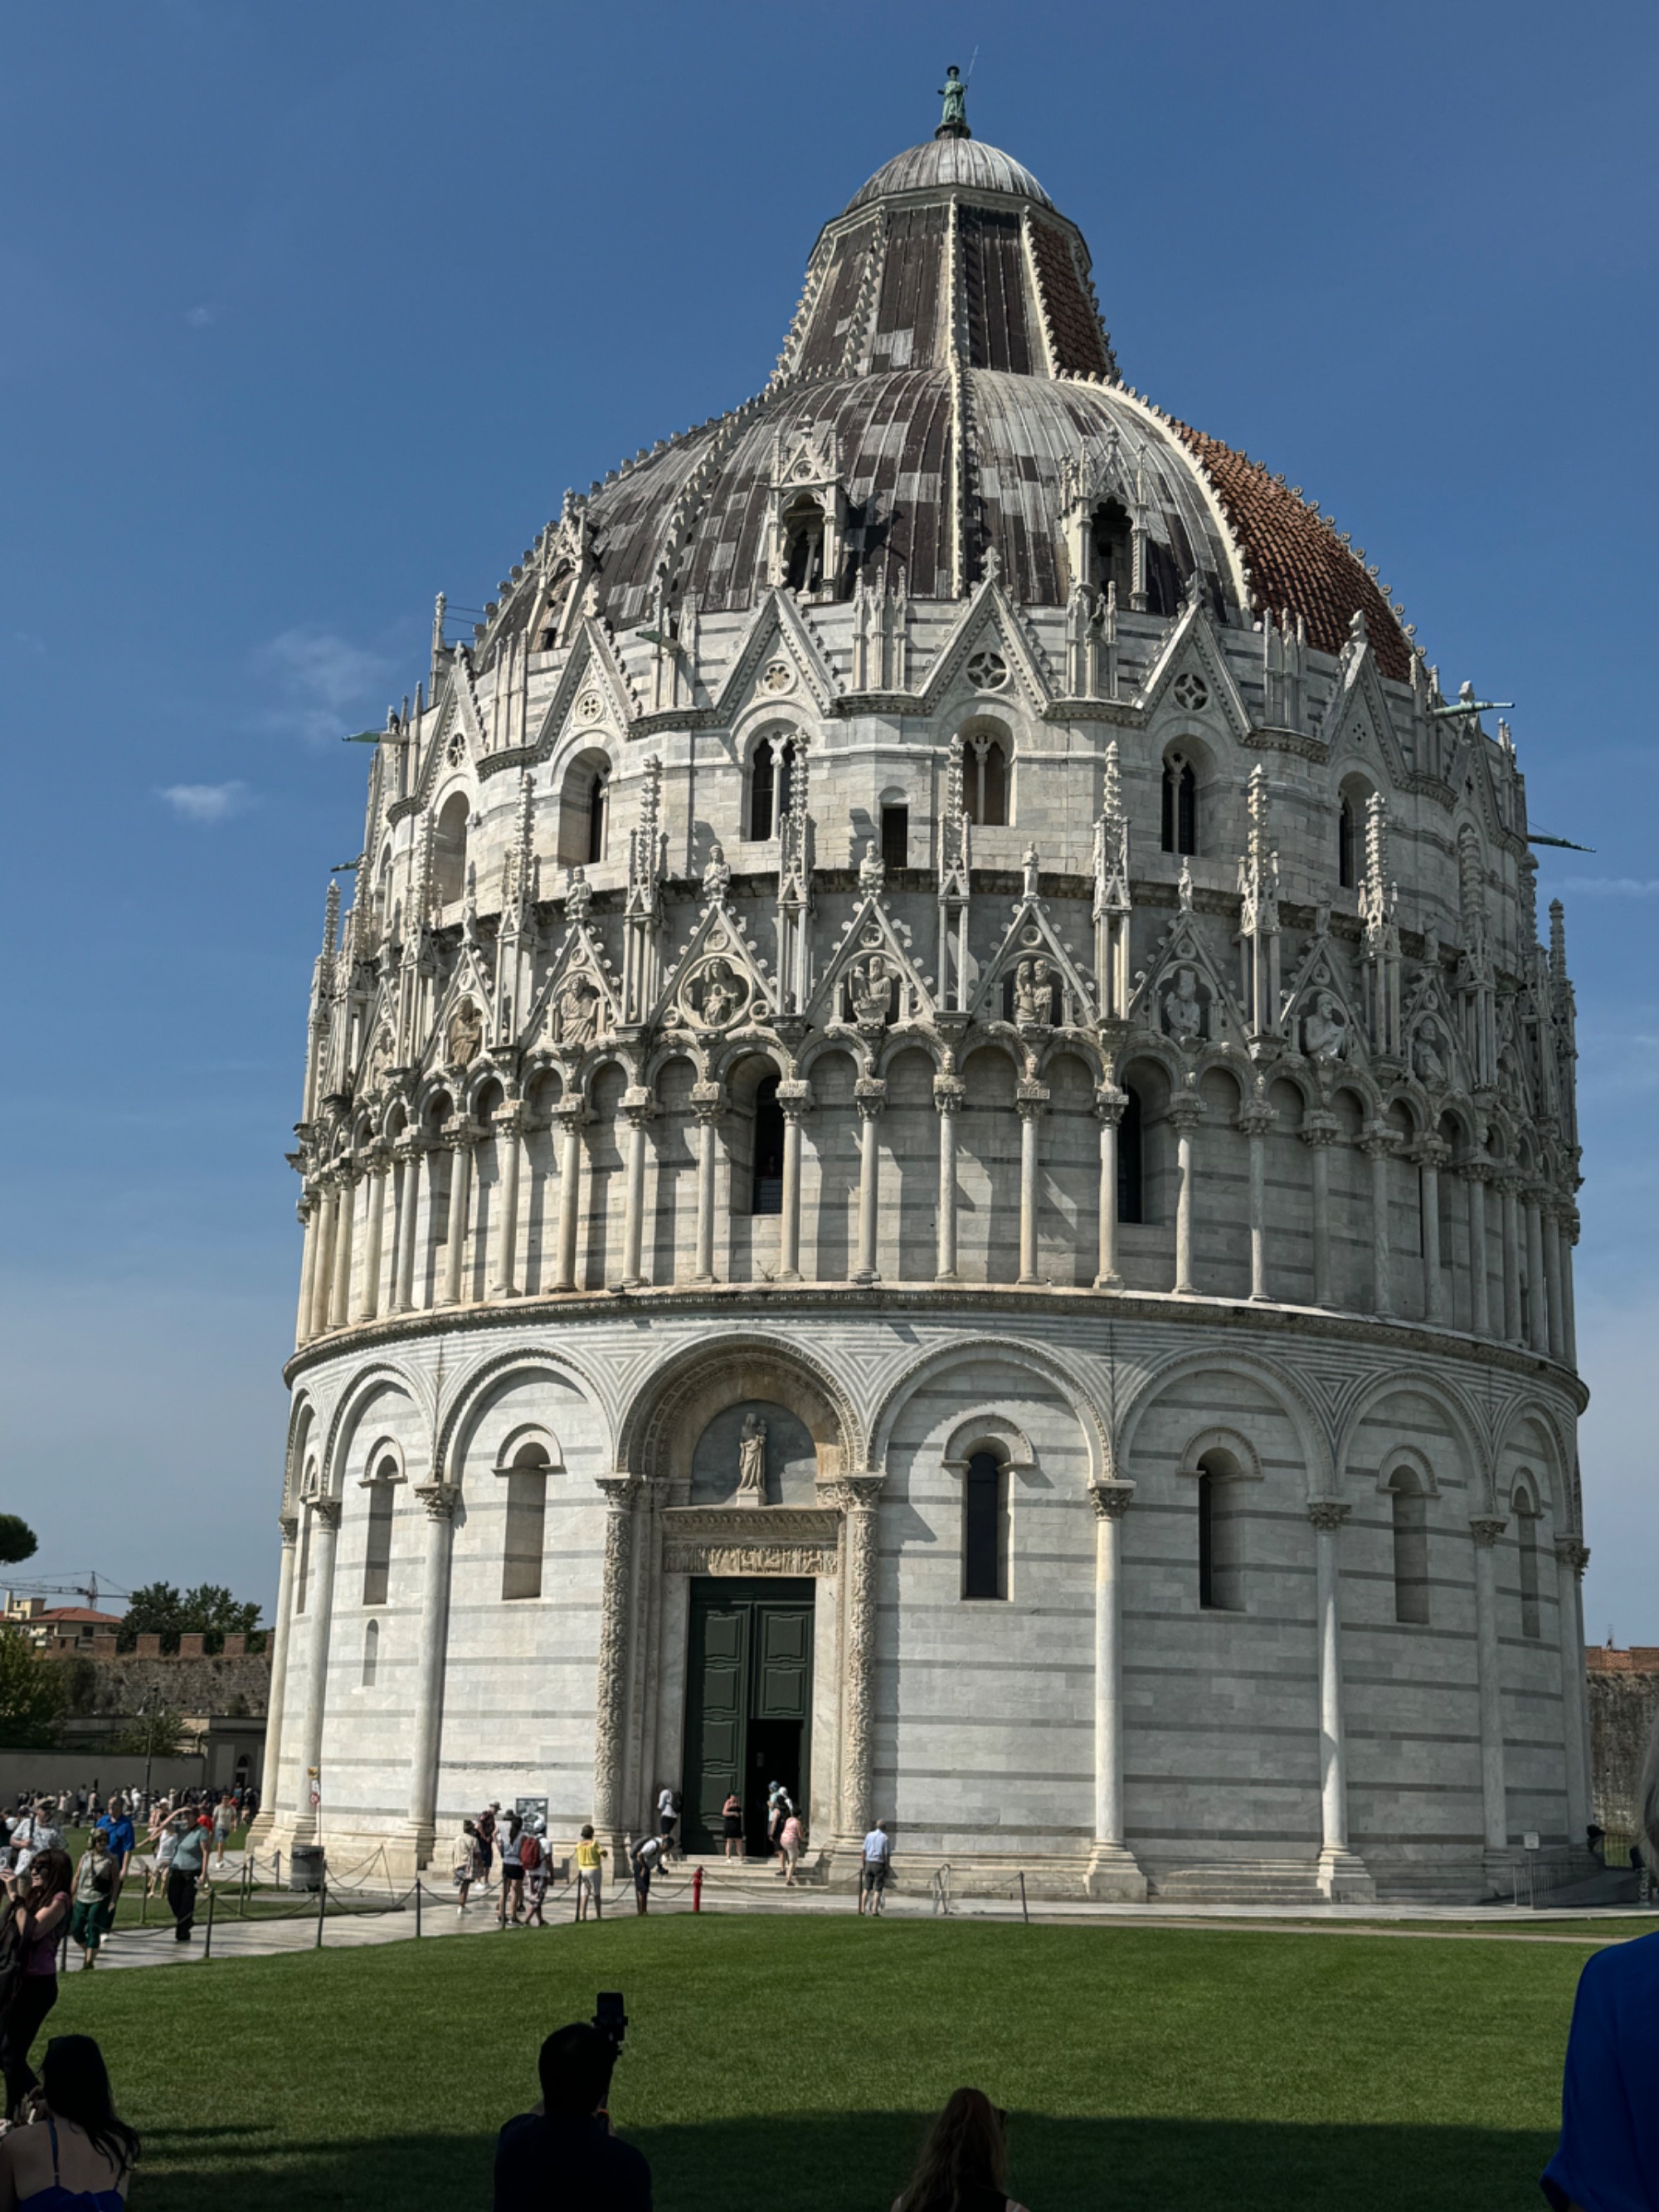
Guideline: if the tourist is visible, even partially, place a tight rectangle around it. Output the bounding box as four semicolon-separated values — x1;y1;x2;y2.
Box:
453;1820;484;1912
146;1810;178;1901
95;1798;136;1891
722;1790;742;1860
574;1826;605;1920
494;2020;651;2210
859;1820;892;1916
522;1819;547;1927
497;1813;527;1927
0;1847;73;2117
630;1833;664;1915
476;1803;499;1886
164;1812;207;1942
1543;1713;1659;2210
894;2088;1029;2212
0;2033;139;2203
69;1830;119;1971
778;1809;804;1886
767;1780;794;1858
212;1792;236;1867
655;1784;677;1856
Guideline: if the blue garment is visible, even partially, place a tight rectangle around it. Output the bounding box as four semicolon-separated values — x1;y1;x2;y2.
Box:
1543;1927;1659;2212
17;2119;126;2210
95;1818;134;1864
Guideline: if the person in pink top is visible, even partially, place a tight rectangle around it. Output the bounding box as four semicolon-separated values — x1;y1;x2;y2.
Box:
776;1812;805;1886
0;1846;73;2118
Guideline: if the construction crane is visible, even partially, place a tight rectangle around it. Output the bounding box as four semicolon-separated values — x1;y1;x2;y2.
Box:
2;1572;129;1611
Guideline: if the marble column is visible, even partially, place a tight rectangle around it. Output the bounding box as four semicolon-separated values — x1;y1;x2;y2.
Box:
853;1079;885;1285
1501;1177;1523;1344
294;1195;319;1347
1554;1536;1593;1849
309;1181;338;1338
1466;1166;1491;1337
489;1108;523;1299
1360;1131;1393;1316
1170;1098;1201;1297
779;1081;810;1284
1544;1208;1566;1362
1309;1500;1372;1898
1561;1213;1579;1366
392;1139;423;1315
1240;1104;1274;1303
692;1084;722;1286
1418;1140;1447;1324
591;1476;640;1850
248;1516;299;1845
1525;1195;1548;1352
406;1478;459;1866
440;1124;475;1306
836;1475;883;1846
1016;1084;1046;1285
293;1496;341;1846
1086;1481;1146;1897
356;1146;389;1323
1094;1091;1124;1290
1471;1515;1510;1853
328;1167;358;1330
620;1088;653;1289
935;1075;964;1283
420;1143;447;1311
553;1105;585;1292
1303;1121;1339;1308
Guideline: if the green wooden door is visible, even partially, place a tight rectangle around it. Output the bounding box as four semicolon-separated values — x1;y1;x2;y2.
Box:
683;1580;815;1851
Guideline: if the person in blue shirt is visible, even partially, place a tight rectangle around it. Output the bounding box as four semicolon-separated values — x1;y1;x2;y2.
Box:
94;1809;136;1888
1543;1716;1659;2212
494;2024;651;2211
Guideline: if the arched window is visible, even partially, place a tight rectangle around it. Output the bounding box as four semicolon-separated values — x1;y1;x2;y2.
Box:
748;736;795;841
963;735;1009;826
502;1441;551;1601
1196;1448;1244;1610
1515;1487;1541;1639
1387;1469;1430;1625
782;495;825;592
362;1464;395;1608
557;751;613;866
1338;794;1358;889
1161;753;1197;856
434;792;469;907
751;1074;785;1216
1091;499;1131;597
585;768;609;865
361;1619;379;1687
963;1449;1008;1601
1117;1087;1144;1223
1145;539;1181;616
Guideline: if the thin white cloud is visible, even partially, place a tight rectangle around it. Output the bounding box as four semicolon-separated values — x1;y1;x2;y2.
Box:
255;626;390;745
185;305;216;328
159;781;255;825
1555;878;1659;897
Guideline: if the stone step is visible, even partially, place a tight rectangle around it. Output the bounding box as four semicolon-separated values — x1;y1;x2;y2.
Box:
1149;1860;1326;1903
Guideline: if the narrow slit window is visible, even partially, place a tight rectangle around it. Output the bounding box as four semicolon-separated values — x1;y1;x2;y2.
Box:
503;1454;549;1601
1117;1088;1144;1223
1517;1503;1540;1639
585;771;609;865
963;1451;1007;1601
1161;756;1197;855
1389;1478;1430;1625
361;1619;379;1687
751;1074;785;1216
362;1478;394;1608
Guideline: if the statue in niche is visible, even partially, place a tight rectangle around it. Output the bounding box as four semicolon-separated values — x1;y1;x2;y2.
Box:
736;1412;768;1505
692;957;745;1030
848;950;895;1026
1303;990;1348;1064
1413;1019;1447;1087
564;866;592;924
1014;956;1054;1026
703;842;732;903
859;840;886;895
446;997;483;1069
554;972;601;1047
1163;965;1204;1044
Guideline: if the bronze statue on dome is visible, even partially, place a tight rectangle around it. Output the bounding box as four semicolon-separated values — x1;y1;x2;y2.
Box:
937;66;971;139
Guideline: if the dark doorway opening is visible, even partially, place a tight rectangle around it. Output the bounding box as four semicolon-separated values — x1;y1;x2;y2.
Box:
682;1577;815;1854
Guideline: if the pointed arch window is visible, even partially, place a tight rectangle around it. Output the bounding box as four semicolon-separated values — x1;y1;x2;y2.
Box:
1091;498;1132;597
963;736;1008;826
1161;753;1197;856
1338;793;1359;889
585;769;610;865
434;792;469;907
748;736;796;841
782;495;825;592
362;1459;396;1607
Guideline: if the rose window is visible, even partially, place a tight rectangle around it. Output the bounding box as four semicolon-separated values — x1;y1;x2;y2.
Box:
1173;672;1209;711
966;649;1009;691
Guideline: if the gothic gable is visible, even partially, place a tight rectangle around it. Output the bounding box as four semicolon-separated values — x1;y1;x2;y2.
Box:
1135;598;1251;741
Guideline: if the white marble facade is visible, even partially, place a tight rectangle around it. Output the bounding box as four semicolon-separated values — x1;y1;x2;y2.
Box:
258;121;1590;1902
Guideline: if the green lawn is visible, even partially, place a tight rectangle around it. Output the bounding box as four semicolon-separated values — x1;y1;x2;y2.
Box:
41;1915;1591;2210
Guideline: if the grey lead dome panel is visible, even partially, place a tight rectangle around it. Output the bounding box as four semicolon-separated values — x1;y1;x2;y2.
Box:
844;138;1055;212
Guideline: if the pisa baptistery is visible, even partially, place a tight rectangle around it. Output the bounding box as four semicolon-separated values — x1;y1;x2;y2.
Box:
260;93;1592;1902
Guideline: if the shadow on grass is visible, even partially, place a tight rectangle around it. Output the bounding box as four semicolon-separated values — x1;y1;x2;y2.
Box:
132;2112;1557;2212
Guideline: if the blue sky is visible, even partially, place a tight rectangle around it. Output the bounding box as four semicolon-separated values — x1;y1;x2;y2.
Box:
2;0;1655;1635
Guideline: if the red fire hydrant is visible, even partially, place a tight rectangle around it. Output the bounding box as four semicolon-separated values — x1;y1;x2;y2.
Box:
692;1865;703;1913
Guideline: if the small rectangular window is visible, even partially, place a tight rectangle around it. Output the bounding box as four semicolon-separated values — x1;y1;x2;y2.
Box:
1518;1514;1540;1639
503;1469;548;1601
881;805;908;873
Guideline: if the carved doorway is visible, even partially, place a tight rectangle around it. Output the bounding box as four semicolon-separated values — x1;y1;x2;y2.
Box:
682;1577;815;1854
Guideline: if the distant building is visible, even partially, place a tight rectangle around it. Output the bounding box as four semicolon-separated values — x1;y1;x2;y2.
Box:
2;1600;124;1653
1587;1644;1659;1838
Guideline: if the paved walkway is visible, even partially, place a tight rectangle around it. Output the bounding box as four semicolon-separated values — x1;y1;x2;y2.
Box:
69;1864;1657;1974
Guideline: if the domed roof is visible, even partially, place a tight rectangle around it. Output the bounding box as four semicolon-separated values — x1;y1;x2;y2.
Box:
844;137;1054;214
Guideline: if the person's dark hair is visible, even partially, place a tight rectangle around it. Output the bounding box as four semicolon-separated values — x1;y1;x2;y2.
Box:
25;1849;72;1908
41;2037;139;2178
538;2022;615;2119
897;2088;1009;2212
506;1812;522;1841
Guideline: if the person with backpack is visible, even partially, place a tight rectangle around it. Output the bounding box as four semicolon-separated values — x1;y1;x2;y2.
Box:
0;1846;73;2117
70;1833;119;1970
520;1819;547;1927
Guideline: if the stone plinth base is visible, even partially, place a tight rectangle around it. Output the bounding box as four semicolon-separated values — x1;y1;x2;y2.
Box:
1085;1842;1148;1901
1316;1847;1377;1903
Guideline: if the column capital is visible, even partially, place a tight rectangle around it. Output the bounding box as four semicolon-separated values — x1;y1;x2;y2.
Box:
830;1473;883;1513
440;1116;484;1152
278;1513;300;1546
777;1079;813;1119
1166;1092;1204;1132
489;1104;526;1138
690;1082;726;1125
596;1473;641;1512
551;1099;591;1133
1552;1535;1591;1576
854;1079;887;1118
1300;1117;1342;1151
1410;1136;1451;1169
1089;1480;1136;1521
1237;1103;1276;1138
1455;1152;1496;1184
1015;1082;1049;1120
392;1130;427;1162
413;1479;461;1522
1357;1123;1397;1159
620;1086;655;1128
307;1494;342;1529
933;1076;966;1115
1306;1498;1350;1532
1469;1515;1509;1549
362;1137;392;1170
1093;1086;1127;1127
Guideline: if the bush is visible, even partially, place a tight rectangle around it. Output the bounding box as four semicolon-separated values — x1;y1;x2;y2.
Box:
106;1705;187;1759
0;1627;66;1749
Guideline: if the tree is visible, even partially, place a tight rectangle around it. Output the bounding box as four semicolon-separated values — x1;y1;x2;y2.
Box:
0;1514;37;1566
0;1628;65;1750
107;1703;186;1760
119;1581;262;1653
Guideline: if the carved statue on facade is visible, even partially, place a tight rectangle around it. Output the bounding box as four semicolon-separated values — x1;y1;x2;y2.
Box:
859;839;886;895
1413;1019;1447;1087
692;957;745;1030
1014;957;1054;1026
446;997;483;1069
1303;990;1348;1064
703;843;732;903
564;867;593;924
554;972;601;1047
1163;965;1204;1043
848;950;895;1026
736;1413;768;1504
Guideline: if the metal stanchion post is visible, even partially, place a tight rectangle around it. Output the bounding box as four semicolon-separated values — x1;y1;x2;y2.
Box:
693;1865;703;1914
415;1878;422;1939
203;1883;215;1961
315;1875;327;1948
1018;1871;1029;1924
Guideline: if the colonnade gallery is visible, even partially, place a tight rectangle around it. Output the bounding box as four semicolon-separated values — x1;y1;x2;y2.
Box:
256;106;1589;1902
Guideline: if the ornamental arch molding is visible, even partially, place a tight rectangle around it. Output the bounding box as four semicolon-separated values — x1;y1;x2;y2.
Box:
939;1408;1036;1477
1374;1444;1440;1499
1491;1401;1573;1520
322;1363;429;1499
1115;1346;1333;1497
618;1331;861;1488
1335;1369;1489;1511
1176;1425;1263;1484
432;1347;610;1488
283;1392;323;1513
868;1337;1112;1489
